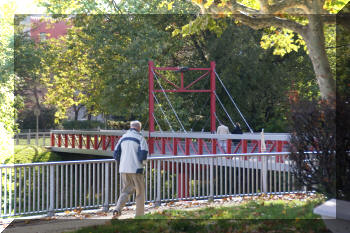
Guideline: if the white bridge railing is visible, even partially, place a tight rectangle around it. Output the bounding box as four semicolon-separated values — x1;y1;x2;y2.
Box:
0;152;299;218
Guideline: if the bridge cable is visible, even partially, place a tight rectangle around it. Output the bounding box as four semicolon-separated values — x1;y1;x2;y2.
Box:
214;91;236;129
152;69;187;133
152;92;174;133
214;112;222;126
215;71;254;133
152;112;163;132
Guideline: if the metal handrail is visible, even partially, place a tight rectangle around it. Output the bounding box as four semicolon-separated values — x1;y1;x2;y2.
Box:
50;130;291;141
0;152;300;218
0;152;292;168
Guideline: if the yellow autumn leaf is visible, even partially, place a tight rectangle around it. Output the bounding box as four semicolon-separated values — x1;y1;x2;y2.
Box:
204;0;214;9
168;2;174;10
192;0;203;4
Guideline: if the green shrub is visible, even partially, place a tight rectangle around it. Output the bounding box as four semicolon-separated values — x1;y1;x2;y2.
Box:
107;120;130;130
62;120;105;130
289;98;336;198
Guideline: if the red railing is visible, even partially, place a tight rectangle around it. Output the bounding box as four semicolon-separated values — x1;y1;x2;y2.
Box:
50;130;290;160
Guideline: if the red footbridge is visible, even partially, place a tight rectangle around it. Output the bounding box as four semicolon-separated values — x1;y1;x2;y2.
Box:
50;130;290;158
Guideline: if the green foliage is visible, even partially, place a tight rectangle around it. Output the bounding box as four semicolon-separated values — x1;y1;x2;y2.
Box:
107;120;130;130
40;14;197;127
36;0;107;14
17;106;57;130
202;20;317;132
13;18;58;131
0;1;16;158
32;14;319;133
62;120;105;130
38;0;199;14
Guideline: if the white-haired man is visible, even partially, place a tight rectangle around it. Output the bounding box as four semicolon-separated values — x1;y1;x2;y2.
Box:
112;120;148;218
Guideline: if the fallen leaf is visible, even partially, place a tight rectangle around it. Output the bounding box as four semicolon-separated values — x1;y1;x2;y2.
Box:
96;212;107;216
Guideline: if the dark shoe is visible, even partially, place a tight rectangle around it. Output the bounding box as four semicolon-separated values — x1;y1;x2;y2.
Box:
112;210;121;219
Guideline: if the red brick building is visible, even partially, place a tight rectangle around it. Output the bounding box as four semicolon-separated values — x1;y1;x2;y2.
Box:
29;17;69;42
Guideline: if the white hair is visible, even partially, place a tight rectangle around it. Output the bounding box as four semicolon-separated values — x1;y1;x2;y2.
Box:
130;120;142;129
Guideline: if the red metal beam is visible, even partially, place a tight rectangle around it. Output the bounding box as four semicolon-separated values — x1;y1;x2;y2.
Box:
51;133;55;147
71;134;75;148
153;89;211;93
153;67;210;71
198;139;203;155
210;61;216;133
173;138;178;155
154;70;179;89
148;61;155;154
111;136;115;151
58;134;61;147
184;71;209;90
227;139;232;154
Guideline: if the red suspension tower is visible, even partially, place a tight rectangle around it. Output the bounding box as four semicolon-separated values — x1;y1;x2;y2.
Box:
148;61;216;154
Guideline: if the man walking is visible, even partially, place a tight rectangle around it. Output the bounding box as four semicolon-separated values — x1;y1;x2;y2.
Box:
112;120;148;218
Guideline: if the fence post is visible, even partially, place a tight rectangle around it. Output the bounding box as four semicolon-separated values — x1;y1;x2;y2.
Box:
43;133;46;146
103;163;110;212
156;160;161;206
262;156;268;193
209;157;214;202
16;134;19;145
27;129;31;145
48;165;55;217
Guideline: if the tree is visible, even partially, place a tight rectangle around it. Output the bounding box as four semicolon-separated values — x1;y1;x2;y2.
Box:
199;20;317;132
0;1;16;160
37;0;348;100
39;14;198;126
188;0;349;100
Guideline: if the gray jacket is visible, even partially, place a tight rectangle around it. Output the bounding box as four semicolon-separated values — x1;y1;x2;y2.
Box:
113;128;148;173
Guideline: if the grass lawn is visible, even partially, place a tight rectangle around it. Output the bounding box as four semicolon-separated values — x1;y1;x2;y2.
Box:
3;145;63;164
72;195;329;233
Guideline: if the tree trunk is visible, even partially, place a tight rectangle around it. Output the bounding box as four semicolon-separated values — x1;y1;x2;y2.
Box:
304;14;335;100
33;85;41;109
73;105;80;121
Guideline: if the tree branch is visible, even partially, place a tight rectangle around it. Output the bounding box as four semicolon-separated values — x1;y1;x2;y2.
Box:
110;0;122;14
207;3;307;36
261;0;310;14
